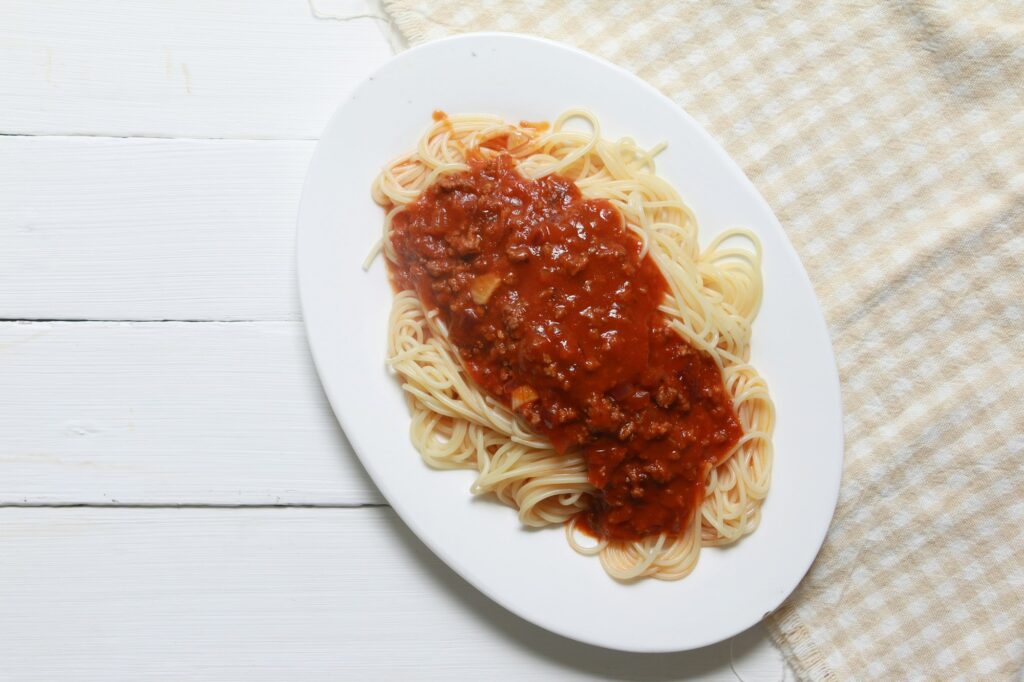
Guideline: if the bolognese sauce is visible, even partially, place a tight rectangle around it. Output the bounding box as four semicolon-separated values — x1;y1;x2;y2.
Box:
387;151;742;542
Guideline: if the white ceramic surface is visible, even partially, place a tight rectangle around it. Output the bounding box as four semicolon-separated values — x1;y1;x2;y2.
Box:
297;32;843;653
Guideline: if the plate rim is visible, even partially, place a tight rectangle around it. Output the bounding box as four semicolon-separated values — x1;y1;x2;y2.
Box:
297;30;844;653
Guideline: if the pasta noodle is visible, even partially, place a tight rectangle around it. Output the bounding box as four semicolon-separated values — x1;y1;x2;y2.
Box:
370;110;774;580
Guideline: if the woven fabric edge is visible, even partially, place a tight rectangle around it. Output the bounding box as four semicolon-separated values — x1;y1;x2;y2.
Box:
381;0;435;47
766;599;840;682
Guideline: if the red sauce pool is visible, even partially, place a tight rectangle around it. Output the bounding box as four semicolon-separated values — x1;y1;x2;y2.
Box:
388;152;742;541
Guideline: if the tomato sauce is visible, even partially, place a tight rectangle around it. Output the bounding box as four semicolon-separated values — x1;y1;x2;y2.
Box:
388;152;742;541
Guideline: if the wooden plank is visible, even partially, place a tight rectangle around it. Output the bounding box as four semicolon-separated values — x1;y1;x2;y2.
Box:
0;320;382;505
0;0;393;138
0;507;786;680
0;136;309;321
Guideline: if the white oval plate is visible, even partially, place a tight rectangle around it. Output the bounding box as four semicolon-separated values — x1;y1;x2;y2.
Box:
297;33;843;653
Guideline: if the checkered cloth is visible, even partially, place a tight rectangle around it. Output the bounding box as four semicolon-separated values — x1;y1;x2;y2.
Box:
381;1;1024;678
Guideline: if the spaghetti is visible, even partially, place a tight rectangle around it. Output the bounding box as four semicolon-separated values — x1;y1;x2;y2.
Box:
370;110;774;580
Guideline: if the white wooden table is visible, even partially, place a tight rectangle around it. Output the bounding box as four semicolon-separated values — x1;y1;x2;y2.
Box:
0;2;791;678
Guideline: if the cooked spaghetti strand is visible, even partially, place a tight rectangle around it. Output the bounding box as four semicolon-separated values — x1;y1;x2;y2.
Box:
373;111;774;580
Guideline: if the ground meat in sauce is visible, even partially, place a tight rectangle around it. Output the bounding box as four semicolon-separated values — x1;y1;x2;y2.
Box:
388;152;742;542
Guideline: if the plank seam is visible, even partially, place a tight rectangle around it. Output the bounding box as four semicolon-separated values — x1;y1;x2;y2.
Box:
0;318;277;324
0;499;387;503
0;132;318;142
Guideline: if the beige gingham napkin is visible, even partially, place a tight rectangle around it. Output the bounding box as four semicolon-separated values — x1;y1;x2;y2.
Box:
381;1;1024;678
